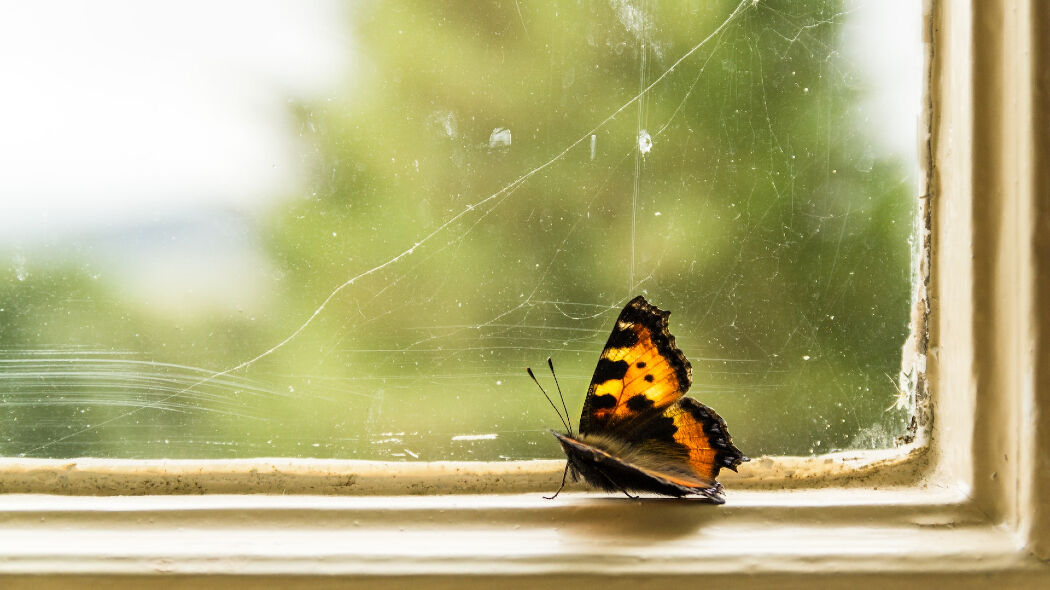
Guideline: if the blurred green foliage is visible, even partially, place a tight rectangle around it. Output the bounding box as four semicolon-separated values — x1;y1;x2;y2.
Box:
1;0;916;459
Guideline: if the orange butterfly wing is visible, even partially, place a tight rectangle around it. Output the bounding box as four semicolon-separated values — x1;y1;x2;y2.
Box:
663;397;746;482
579;296;691;434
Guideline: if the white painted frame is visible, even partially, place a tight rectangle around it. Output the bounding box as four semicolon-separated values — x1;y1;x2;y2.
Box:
1;1;1048;586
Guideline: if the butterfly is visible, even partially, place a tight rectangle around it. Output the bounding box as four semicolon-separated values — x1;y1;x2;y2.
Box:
528;295;748;502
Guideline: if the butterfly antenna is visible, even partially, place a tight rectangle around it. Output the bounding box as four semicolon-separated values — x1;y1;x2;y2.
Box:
547;357;573;437
526;366;572;434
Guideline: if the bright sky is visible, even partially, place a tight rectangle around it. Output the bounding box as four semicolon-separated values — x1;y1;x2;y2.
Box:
0;1;921;243
842;0;924;166
0;0;349;243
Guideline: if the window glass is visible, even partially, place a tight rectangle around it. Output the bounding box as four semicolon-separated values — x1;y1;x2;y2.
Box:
0;0;923;459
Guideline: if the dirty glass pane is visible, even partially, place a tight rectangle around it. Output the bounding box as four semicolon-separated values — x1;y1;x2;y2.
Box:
0;0;923;459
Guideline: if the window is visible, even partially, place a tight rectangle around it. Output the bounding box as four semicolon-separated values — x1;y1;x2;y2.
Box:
1;0;922;463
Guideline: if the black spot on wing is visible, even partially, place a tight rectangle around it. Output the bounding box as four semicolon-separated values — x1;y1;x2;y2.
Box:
591;358;629;384
636;361;647;369
591;394;616;409
626;394;654;411
644;374;654;382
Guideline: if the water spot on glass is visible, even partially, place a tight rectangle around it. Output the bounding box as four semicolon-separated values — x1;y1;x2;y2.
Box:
803;355;811;361
590;134;597;160
488;127;512;150
637;129;652;154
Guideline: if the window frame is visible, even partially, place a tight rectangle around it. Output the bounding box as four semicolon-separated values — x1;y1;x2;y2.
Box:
2;1;1049;585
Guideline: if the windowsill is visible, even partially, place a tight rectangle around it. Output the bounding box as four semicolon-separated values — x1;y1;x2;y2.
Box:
0;488;1045;583
0;445;925;495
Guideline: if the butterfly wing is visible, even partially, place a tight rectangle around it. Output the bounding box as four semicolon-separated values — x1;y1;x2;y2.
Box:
661;397;748;481
579;296;691;435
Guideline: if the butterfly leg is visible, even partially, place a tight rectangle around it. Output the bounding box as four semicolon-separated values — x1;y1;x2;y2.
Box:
544;464;570;500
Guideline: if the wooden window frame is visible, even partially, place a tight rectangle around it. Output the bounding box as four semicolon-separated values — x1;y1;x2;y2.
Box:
1;1;1049;586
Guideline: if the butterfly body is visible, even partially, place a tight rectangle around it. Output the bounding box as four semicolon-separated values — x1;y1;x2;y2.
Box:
553;431;722;499
546;296;747;502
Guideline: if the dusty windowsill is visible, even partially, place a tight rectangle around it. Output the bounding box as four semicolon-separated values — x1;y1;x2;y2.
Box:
0;445;926;495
